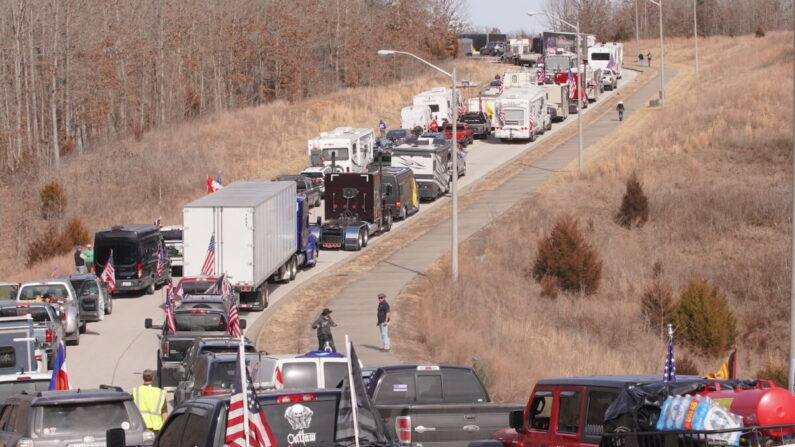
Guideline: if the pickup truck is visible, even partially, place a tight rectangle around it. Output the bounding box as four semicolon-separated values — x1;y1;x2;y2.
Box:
443;123;475;146
144;306;245;391
460;112;491;139
16;280;83;346
61;273;113;322
274;174;322;208
0;301;64;369
366;365;522;447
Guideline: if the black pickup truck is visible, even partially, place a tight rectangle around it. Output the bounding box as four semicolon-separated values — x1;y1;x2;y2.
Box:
144;306;245;391
274;174;322;208
366;365;522;447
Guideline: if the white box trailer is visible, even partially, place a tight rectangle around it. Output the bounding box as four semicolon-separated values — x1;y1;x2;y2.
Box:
400;105;432;132
307;127;374;173
183;182;298;311
494;86;550;142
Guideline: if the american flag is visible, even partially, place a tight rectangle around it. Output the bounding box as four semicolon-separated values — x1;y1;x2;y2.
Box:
156;248;166;276
172;280;183;299
100;250;116;292
227;295;242;338
607;53;616;71
204;274;230;295
201;234;216;276
663;324;676;383
568;67;577;100
225;351;276;447
497;108;506;126
164;285;177;335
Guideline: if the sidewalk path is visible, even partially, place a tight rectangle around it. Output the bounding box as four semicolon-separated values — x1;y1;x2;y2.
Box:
329;67;675;365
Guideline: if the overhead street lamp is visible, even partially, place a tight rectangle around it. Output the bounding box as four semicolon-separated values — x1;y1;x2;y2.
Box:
693;0;699;75
377;49;460;281
528;11;584;170
645;0;665;105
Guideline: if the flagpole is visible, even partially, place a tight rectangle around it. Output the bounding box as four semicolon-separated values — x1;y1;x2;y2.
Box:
345;335;360;447
239;335;250;446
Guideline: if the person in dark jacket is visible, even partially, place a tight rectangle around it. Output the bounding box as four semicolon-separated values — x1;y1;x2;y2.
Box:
74;246;85;274
311;308;338;352
376;293;391;352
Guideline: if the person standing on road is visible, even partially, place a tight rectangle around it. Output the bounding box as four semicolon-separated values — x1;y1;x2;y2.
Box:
638;53;644;64
616;101;625;121
376;293;391;352
74;246;85;274
312;308;338;352
83;244;94;273
378;120;387;138
132;369;168;434
647;52;652;67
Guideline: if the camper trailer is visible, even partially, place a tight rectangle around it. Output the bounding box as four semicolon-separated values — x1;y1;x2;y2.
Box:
400;105;433;132
413;87;461;123
588;42;624;79
307;127;375;173
494;87;550;142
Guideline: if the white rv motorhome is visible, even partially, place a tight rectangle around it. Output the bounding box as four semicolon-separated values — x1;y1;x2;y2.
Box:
588;42;623;79
307;127;374;173
400;105;433;132
502;69;538;89
390;138;451;201
413;87;461;122
494;86;550;142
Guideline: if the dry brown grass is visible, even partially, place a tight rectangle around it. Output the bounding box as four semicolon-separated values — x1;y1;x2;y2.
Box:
0;60;506;281
397;32;794;401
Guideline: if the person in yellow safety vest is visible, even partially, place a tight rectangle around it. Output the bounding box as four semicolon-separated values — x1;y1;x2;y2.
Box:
132;369;168;432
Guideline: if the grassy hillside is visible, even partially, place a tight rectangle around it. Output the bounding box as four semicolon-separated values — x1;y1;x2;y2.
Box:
0;60;503;281
395;32;794;401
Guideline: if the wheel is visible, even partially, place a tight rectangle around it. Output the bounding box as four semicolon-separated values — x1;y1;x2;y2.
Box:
361;230;369;248
278;263;291;283
105;295;113;315
353;231;363;251
146;280;155;295
310;244;319;266
383;216;392;232
79;322;87;334
67;330;80;346
529;132;536;142
289;256;297;281
314;195;322;207
399;206;407;221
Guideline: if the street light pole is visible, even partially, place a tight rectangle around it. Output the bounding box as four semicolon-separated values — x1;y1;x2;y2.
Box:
376;49;459;281
529;11;583;170
647;0;665;105
693;0;699;75
635;0;641;64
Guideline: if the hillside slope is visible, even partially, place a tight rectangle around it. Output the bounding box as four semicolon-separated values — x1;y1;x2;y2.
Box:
396;32;794;401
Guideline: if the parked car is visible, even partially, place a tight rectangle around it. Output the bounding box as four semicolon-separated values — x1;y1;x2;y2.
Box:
460;112;491;139
366;364;523;446
377;166;420;221
160;225;184;276
16;280;82;345
443;122;475;146
0;387;155;446
300;166;335;198
273;174;322;208
0;302;64;368
61;273;113;322
177;336;256;384
601;68;618;90
174;276;234;304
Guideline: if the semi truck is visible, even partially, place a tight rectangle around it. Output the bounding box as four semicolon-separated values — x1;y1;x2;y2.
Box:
307;127;375;173
494;87;551;142
313;172;392;251
182;182;318;311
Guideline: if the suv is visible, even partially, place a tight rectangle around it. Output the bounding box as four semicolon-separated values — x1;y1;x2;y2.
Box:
0;387;155;446
17;280;82;346
160;225;184;276
178;337;257;382
273;174;322;208
601;68;618;91
174;351;269;406
0;302;64;368
94;224;171;295
61;273;113;322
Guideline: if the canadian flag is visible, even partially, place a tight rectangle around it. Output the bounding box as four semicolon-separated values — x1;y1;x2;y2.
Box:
206;176;223;194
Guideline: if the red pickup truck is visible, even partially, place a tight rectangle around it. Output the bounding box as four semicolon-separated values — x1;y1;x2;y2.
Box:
443;123;474;147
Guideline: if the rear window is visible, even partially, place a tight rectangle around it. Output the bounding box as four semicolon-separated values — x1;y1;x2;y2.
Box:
35;401;143;436
441;370;487;403
209;362;237;389
323;362;348;389
461;115;486;124
0;380;49;405
260;395;337;445
174;313;226;332
96;241;139;266
302;171;323;179
387;129;409;139
160;228;183;241
0;286;17;301
590;52;610;61
180;281;216;295
18;285;69;302
0;307;51;323
282;362;318;389
373;371;415;404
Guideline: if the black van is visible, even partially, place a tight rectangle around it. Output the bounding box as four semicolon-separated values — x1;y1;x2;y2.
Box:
377;166;420;220
94;224;171;294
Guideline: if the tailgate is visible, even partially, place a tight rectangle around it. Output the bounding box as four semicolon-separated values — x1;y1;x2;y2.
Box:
258;392;339;446
379;404;478;447
467;403;525;439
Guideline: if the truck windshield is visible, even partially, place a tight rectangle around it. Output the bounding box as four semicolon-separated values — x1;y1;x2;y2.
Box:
18;285;69;302
0;307;51;322
36;401;142;436
174;313;226;332
322;148;349;161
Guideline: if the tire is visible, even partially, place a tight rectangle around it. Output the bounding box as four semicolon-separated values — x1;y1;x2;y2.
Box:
146;280;155;295
399;206;407;221
384;216;392;232
278;263;291;283
529;132;537;142
79;322;87;334
105;295;113;315
67;330;80;346
289;256;297;281
353;231;363;251
361;230;369;248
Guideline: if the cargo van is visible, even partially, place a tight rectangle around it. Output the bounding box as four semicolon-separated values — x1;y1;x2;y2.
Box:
377;166;419;220
255;351;350;390
94;224;171;295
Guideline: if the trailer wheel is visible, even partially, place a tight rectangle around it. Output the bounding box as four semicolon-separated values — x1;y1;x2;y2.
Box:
353;231;363;251
383;215;393;233
278;263;291;283
361;230;369;248
289;256;298;281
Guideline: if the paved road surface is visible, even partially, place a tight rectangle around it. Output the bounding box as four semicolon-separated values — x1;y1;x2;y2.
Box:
67;68;641;391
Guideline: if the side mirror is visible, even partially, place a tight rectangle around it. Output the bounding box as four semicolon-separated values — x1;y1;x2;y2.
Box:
509;409;525;432
144;318;153;329
106;428;126;447
240;319;247;330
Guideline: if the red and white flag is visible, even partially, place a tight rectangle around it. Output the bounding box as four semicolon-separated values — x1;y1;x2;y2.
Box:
100;250;116;292
201;234;216;276
206;176;223;194
48;341;70;390
274;365;284;390
227;296;242;338
164;285;177;335
225;351;277;447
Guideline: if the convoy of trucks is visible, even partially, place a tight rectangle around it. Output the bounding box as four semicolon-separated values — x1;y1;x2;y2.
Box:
182;182;318;311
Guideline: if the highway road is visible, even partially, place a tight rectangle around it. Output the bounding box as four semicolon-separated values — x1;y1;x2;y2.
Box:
67;69;639;392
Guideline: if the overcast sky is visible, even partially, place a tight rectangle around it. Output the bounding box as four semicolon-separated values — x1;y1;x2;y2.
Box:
464;0;550;34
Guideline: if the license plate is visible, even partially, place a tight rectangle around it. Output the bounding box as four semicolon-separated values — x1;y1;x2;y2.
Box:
122;281;132;286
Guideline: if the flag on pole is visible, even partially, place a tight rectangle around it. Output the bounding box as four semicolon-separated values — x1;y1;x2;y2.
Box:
224;349;276;447
201;234;216;276
336;337;389;447
704;346;738;380
568;67;577;99
206;176;223;194
227;295;242;338
48;341;70;390
100;250;116;292
607;53;616;71
663;324;676;383
156;248;166;276
164;286;177;335
204;274;226;295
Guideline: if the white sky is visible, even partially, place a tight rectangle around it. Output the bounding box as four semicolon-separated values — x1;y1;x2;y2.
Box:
464;0;550;34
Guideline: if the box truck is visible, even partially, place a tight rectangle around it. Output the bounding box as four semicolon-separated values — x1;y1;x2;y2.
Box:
183;182;318;311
